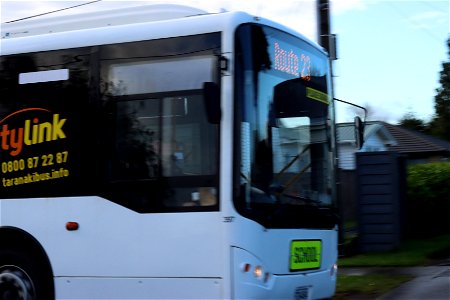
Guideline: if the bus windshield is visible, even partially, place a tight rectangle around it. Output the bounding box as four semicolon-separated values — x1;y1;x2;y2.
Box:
234;24;337;229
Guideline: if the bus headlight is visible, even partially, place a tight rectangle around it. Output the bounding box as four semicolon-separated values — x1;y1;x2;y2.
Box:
254;265;263;279
236;249;272;285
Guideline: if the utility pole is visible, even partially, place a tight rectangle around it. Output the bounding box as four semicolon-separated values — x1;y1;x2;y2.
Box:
317;0;330;52
317;0;344;253
317;0;336;60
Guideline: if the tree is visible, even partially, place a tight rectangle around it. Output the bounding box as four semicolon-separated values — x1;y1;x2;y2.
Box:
399;111;427;132
346;102;384;122
429;38;450;141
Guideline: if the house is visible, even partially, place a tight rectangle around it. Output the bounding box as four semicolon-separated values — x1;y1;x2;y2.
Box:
336;121;450;233
337;121;450;170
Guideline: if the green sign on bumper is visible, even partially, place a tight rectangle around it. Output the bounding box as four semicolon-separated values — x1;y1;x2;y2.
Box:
290;240;322;271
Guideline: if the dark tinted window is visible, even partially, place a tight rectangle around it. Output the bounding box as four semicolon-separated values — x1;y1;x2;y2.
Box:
0;33;221;214
101;33;221;213
0;48;95;198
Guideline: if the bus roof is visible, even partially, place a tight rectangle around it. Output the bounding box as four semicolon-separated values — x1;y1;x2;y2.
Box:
0;4;323;57
1;4;207;39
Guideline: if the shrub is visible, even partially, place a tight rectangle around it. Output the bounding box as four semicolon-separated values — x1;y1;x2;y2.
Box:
407;162;450;237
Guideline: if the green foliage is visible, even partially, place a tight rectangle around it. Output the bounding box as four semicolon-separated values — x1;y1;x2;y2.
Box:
429;38;450;141
407;162;450;236
339;234;450;267
408;162;450;201
399;111;427;132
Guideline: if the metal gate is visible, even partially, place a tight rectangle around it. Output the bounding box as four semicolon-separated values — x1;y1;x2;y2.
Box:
356;151;406;252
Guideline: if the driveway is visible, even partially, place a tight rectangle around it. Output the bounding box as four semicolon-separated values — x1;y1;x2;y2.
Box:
376;266;450;300
340;263;450;300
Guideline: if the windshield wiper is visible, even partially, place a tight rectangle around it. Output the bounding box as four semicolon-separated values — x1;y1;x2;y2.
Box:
275;162;311;196
282;192;321;205
275;145;310;181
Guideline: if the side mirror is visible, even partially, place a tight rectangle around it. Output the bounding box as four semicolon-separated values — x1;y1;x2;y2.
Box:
203;82;221;124
354;116;365;150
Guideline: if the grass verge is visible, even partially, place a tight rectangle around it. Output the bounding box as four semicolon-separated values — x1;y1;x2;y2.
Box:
334;274;413;299
339;234;450;267
333;234;450;298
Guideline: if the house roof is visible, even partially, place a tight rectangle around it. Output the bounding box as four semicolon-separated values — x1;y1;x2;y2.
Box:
337;121;450;156
382;122;450;155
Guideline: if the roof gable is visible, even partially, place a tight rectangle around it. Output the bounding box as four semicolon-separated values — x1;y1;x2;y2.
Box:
337;122;396;145
337;121;450;155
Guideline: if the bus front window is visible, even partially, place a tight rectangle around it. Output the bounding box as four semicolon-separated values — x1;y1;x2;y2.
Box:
235;24;337;229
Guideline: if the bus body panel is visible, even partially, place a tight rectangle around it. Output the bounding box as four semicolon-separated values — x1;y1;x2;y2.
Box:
230;216;338;275
233;246;336;299
228;215;337;299
1;197;223;278
53;277;222;300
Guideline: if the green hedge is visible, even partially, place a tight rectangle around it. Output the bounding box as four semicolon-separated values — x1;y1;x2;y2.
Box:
407;162;450;237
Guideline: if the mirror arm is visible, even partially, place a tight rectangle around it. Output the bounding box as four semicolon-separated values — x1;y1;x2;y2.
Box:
333;98;366;149
333;98;367;122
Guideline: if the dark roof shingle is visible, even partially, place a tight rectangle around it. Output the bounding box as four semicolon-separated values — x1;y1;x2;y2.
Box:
382;122;450;154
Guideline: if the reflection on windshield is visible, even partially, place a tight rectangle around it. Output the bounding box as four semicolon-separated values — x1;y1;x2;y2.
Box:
235;24;336;229
274;120;329;205
241;117;330;206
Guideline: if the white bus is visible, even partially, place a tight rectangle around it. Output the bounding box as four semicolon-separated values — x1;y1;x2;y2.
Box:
0;4;338;299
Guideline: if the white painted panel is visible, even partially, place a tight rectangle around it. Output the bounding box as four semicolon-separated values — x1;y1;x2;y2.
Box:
55;277;222;300
19;69;69;84
1;197;223;279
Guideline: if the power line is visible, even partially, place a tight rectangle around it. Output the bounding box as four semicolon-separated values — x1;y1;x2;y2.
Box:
385;1;446;44
417;0;448;12
5;0;102;23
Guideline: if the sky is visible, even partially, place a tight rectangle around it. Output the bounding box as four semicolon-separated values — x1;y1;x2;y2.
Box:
1;0;449;123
